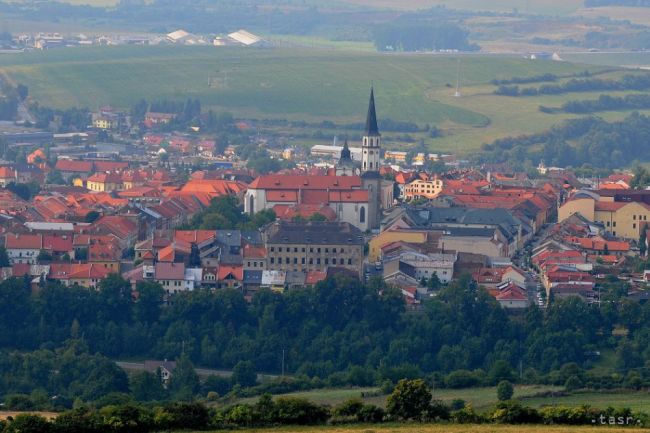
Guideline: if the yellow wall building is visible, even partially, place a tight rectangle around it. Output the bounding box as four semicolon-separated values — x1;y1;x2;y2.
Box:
369;230;428;262
559;196;650;239
404;178;444;201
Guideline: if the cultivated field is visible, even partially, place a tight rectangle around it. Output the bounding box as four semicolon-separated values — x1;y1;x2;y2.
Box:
3;46;635;152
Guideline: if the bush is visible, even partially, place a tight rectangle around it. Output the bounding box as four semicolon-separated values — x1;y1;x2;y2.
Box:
539;405;598;425
274;397;329;425
497;380;514;401
489;401;542;424
157;402;210;430
445;370;481;388
452;404;485;424
3;414;52;433
564;375;583;391
386;379;432;421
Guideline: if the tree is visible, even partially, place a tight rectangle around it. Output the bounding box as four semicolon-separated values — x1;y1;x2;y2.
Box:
640;224;647;257
427;272;441;290
232;360;257;388
3;413;51;433
169;355;200;401
85;211;100;223
134;281;164;324
0;246;9;267
45;169;65;185
37;249;52;262
189;243;201;267
129;371;167;401
386;378;432;421
496;380;514;401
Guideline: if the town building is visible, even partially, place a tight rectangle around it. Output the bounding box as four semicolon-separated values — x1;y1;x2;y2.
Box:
263;221;364;278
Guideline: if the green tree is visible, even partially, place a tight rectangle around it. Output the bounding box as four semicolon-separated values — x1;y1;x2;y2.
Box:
232;360;257;388
134;281;164;324
169;355;200;401
564;375;582;391
0;246;9;267
129;371;167;401
3;413;51;433
37;249;52;262
386;378;432;421
496;380;514;401
85;211;100;223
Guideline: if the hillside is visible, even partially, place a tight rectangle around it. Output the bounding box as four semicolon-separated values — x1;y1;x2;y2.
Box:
1;46;626;152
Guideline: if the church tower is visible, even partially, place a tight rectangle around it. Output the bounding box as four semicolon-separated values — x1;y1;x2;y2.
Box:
361;87;381;173
360;87;383;230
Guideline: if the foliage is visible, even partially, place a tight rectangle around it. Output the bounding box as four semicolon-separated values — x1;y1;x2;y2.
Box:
232;360;257;388
374;22;478;52
496;380;514;401
386;379;432;421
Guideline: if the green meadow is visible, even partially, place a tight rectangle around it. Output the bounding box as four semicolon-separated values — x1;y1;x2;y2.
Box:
3;46;650;151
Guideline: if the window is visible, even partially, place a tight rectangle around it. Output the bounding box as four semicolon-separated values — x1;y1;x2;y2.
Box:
309;258;313;265
247;261;251;267
333;248;337;253
348;258;352;265
270;258;275;264
317;258;321;265
360;206;366;224
325;258;329;265
634;215;637;220
607;221;610;227
294;247;298;253
310;248;314;253
325;248;329;253
286;257;290;264
278;247;283;252
341;248;344;253
332;258;337;265
634;223;637;229
302;258;305;264
317;248;321;253
302;248;306;253
270;247;275;252
293;257;297;264
278;257;282;264
613;221;617;227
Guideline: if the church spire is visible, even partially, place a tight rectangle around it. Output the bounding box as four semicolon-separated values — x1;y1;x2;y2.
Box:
364;87;380;137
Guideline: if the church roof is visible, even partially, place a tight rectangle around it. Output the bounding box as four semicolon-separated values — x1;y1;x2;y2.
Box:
365;87;380;137
338;140;358;168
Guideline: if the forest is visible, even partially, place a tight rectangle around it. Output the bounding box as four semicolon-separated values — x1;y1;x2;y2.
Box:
2;271;650;408
373;23;478;52
494;74;650;97
479;112;650;169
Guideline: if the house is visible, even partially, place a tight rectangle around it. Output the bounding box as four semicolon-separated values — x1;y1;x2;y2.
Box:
143;360;176;388
217;265;243;289
404;176;444;200
144;112;175;127
261;270;286;292
0;166;16;186
495;281;529;309
243;244;266;271
226;29;266;47
5;234;43;264
86;172;123;192
559;190;650;239
384;251;456;283
154;262;187;294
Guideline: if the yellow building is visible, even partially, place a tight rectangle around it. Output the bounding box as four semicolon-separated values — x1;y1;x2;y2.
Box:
93;117;117;130
369;230;428;262
384;150;407;163
404;178;443;201
86;172;123;192
559;195;650;239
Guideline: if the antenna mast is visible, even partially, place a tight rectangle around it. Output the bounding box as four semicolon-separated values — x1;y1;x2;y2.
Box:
454;59;462;98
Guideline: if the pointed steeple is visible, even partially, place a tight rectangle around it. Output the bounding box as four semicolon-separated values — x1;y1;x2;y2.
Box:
340;139;351;161
364;87;380;137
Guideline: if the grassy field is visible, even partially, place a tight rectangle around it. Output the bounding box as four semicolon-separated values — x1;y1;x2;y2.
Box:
190;424;650;433
1;46;630;152
233;385;650;414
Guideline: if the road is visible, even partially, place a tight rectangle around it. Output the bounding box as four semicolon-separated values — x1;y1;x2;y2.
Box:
115;361;279;381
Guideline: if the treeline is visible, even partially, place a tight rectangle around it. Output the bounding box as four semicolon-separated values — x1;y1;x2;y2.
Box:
542;93;650;114
479;112;650;168
491;73;558;86
1;390;648;433
1;272;644;389
585;0;650;6
494;73;650;97
373;23;479;52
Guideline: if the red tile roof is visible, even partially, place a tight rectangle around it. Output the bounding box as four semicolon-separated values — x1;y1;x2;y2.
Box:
249;175;361;190
174;230;215;244
305;270;327;285
5;234;42;249
155;262;185;280
218;265;243;281
55;160;93;173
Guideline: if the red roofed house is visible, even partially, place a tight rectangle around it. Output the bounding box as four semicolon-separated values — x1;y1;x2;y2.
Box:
243;244;266;270
5;234;43;264
495;281;529;310
0;166;17;187
217;265;243;289
55;159;94;180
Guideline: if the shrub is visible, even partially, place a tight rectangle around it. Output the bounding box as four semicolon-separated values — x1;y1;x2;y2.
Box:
452;404;485;424
490;401;542;424
497;380;514;401
386;378;432;421
3;414;52;433
274;397;329;425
